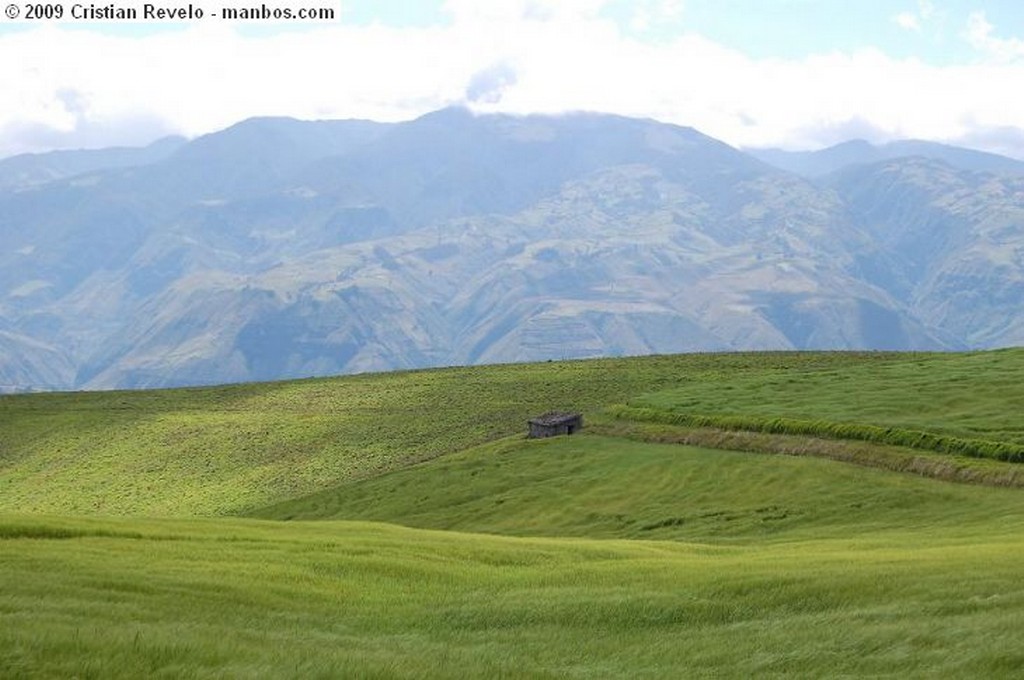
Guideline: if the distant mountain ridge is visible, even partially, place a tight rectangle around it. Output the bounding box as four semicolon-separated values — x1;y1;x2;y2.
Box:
748;138;1024;178
3;108;1024;392
0;135;188;190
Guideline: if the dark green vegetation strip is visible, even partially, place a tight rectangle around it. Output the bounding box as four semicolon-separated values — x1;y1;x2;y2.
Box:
608;405;1024;462
588;418;1024;488
625;348;1024;462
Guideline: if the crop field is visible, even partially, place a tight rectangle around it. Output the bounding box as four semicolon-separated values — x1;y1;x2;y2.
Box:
3;349;1024;677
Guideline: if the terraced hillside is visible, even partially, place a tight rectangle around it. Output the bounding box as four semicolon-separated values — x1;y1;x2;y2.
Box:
3;350;1024;677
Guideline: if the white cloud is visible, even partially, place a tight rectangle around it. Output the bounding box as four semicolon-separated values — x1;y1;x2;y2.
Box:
892;0;935;33
893;12;921;32
965;11;1024;62
441;0;606;24
465;63;519;104
629;0;685;35
3;4;1024;158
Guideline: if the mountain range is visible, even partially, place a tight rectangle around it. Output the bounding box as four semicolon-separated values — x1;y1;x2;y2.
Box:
3;107;1024;391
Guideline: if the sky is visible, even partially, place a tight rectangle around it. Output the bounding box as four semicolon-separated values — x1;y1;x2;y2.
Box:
3;0;1024;158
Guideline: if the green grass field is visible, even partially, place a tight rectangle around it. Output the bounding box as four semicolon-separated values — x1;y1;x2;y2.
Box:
3;349;1024;677
0;351;918;516
253;434;1024;543
625;348;1024;461
3;512;1024;678
633;350;1024;441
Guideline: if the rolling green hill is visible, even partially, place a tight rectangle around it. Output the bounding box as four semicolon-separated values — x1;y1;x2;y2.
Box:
3;505;1024;677
4;349;1024;518
632;348;1024;443
0;351;924;517
253;433;1024;543
4;349;1024;677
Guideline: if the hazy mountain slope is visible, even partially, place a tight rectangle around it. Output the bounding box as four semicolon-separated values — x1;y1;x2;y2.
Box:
0;117;392;298
829;157;1024;348
80;156;944;389
296;107;771;230
0;117;396;386
751;139;1024;178
5;109;1022;390
151;116;392;203
0;331;74;393
0;135;187;190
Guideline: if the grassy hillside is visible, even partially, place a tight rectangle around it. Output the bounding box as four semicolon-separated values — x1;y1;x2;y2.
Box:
633;349;1024;442
5;349;1024;676
253;434;1024;542
4;350;1024;519
3;513;1024;678
630;348;1024;454
0;351;918;517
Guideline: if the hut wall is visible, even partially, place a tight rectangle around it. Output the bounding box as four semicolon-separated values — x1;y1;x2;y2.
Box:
528;414;582;438
529;422;570;438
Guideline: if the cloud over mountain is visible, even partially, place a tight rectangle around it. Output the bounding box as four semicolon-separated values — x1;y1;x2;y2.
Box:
4;3;1024;158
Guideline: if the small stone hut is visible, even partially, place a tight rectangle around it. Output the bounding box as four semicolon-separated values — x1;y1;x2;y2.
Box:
528;411;583;438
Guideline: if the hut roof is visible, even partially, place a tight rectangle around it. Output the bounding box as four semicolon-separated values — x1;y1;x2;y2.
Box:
528;411;581;426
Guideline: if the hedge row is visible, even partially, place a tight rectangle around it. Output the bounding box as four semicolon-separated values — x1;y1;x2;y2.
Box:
607;405;1024;463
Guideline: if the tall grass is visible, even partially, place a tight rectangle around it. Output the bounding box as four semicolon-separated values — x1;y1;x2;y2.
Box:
4;350;1024;676
588;416;1024;487
0;351;917;517
3;513;1024;678
253;434;1024;543
629;348;1024;462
